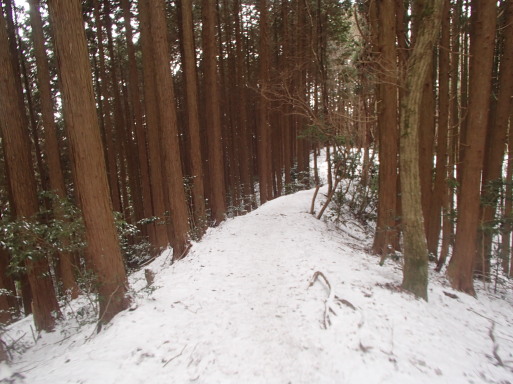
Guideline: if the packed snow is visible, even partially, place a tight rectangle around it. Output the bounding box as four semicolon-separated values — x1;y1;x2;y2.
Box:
1;182;513;383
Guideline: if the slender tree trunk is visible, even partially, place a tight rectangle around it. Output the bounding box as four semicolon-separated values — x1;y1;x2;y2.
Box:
120;0;155;243
233;0;253;210
478;0;513;276
0;9;61;331
48;0;129;323
0;246;17;323
447;0;497;295
92;0;122;214
138;0;169;250
257;0;272;204
202;0;226;223
372;0;399;256
148;0;191;259
179;0;207;234
28;0;79;298
418;62;436;236
503;119;513;275
427;0;451;258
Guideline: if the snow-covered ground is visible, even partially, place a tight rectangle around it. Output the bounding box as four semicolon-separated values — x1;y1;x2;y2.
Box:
1;184;513;383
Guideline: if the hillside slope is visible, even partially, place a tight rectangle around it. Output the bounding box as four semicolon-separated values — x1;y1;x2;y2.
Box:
2;187;513;383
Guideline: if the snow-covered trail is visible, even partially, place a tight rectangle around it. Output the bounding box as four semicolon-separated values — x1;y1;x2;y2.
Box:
3;188;513;384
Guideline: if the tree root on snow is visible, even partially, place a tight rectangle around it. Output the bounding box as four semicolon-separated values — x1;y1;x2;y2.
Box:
308;271;356;329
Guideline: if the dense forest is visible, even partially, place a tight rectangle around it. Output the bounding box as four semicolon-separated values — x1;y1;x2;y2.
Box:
0;0;512;357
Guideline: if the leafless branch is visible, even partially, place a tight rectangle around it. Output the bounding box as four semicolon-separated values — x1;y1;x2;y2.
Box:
308;271;356;329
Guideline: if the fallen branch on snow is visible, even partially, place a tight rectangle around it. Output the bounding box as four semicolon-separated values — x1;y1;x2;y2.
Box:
489;321;504;367
308;271;356;329
163;344;187;367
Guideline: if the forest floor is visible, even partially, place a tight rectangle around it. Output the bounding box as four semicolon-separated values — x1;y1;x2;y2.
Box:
2;180;513;383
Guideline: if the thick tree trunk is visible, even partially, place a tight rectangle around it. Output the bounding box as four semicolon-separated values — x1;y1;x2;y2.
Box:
447;0;497;295
48;0;129;323
400;0;445;301
0;10;61;331
147;0;191;259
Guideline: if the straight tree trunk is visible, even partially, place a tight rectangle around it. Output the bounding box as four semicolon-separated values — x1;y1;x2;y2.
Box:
138;0;170;250
92;0;122;214
120;0;155;243
0;246;17;323
427;0;451;258
447;0;497;295
233;0;253;210
202;0;226;223
104;1;133;221
180;0;207;234
372;0;399;256
257;0;272;204
478;0;513;275
502;114;513;275
28;0;79;298
147;0;191;259
0;9;61;331
418;63;436;236
48;0;129;323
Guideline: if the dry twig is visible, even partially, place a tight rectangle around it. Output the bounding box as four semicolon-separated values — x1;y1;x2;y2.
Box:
163;344;187;367
308;271;356;329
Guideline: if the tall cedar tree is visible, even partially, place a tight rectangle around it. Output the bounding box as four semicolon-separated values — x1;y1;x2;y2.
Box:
0;9;61;331
179;0;207;234
498;1;513;275
372;0;399;256
47;0;129;323
28;0;79;298
479;0;513;274
427;0;451;259
92;0;122;214
138;0;170;250
120;0;155;244
202;0;226;224
447;0;497;294
147;0;191;259
257;0;273;204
